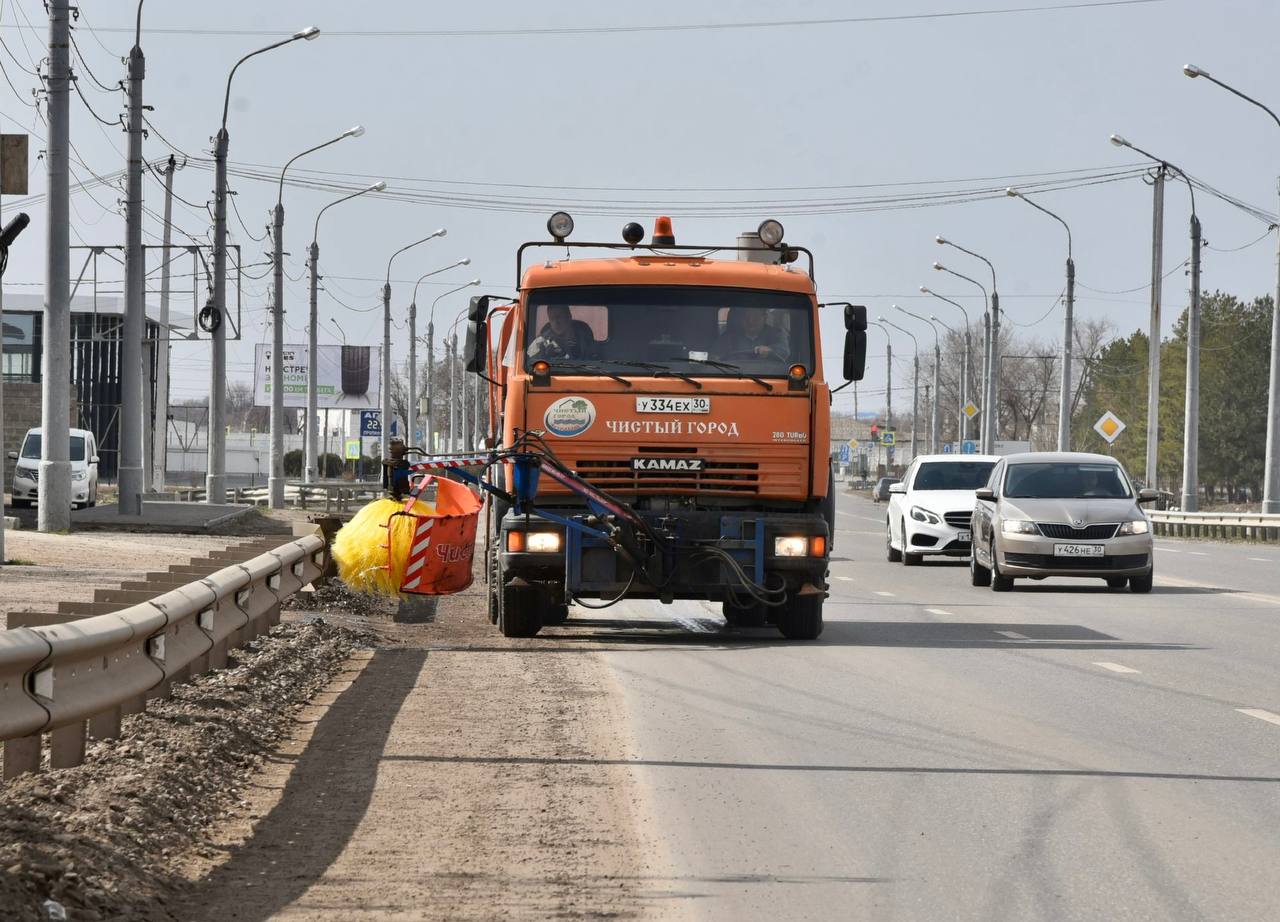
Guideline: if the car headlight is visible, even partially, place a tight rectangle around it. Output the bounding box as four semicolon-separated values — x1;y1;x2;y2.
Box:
910;505;941;525
71;469;87;481
1117;519;1150;535
1001;519;1039;535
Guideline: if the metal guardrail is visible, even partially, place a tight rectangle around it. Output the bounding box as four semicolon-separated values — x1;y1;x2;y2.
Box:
1148;510;1280;541
0;534;326;779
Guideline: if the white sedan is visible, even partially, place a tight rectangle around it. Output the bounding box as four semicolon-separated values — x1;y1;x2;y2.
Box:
886;454;999;565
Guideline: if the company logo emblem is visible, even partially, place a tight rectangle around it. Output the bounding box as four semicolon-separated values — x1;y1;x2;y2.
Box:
631;457;705;472
1074;519;1084;527
543;396;596;438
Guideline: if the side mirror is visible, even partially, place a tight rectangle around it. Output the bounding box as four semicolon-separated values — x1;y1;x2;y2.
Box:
90;455;99;464
1136;488;1159;504
5;451;16;460
888;482;906;495
975;487;996;502
463;296;490;375
843;304;867;381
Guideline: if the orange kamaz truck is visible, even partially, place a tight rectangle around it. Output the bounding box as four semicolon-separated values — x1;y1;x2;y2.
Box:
463;214;866;640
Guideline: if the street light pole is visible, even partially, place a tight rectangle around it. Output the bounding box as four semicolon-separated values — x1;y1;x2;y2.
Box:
869;321;893;469
1006;188;1075;451
921;286;973;444
382;230;446;461
937;237;1000;451
409;265;471;451
306;180;385;483
881;316;920;460
208;25;319;506
897;305;942;452
269;126;363;508
119;1;146;516
1184;64;1280;511
932;264;990;450
424;279;480;453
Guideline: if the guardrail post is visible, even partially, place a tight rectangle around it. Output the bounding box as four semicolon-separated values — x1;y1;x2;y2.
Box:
87;706;122;741
3;736;42;779
49;722;86;769
121;694;146;717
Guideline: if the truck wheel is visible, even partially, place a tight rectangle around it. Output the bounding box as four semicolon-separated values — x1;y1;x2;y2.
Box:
542;599;570;625
970;549;991;587
723;599;768;628
886;521;902;562
486;550;500;625
776;594;823;640
499;581;543;638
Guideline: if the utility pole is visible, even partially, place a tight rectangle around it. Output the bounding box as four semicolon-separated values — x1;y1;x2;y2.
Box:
152;155;178;492
1145;166;1167;490
1267;176;1280;513
118;6;146;516
987;290;1000;451
269;200;285;508
448;334;458;451
959;333;969;445
382;281;391;459
930;344;940;453
1058;259;1075;450
207;128;229;505
979;313;990;451
885;340;893;431
38;0;72;533
407;301;417;448
306;239;319;481
426;319;434;452
1181;214;1203;511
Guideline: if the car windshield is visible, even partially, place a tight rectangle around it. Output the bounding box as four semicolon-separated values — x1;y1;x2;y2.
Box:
19;433;86;461
523;285;814;379
1004;462;1131;499
912;461;995;491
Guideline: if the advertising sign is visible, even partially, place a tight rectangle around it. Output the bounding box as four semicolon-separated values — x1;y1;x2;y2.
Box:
360;410;381;438
254;344;382;409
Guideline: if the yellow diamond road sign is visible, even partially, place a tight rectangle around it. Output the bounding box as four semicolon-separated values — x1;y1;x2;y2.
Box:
848;438;858;451
1093;411;1126;444
963;401;980;419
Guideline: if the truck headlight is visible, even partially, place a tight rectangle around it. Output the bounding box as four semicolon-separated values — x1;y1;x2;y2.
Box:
910;505;941;525
1001;519;1039;535
774;536;808;557
1117;519;1150;535
525;531;562;553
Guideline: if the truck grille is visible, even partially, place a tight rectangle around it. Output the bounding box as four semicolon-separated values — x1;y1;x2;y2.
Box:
573;457;760;494
1037;522;1118;540
944;511;972;530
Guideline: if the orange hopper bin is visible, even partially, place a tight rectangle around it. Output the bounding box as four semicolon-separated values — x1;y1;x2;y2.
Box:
394;475;483;595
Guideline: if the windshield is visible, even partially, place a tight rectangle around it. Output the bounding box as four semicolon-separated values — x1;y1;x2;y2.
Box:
1004;462;1131;499
912;461;995;491
523;285;814;378
19;433;86;461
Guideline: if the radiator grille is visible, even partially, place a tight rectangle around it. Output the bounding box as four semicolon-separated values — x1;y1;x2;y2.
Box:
573;457;760;494
944;511;972;530
1036;522;1119;540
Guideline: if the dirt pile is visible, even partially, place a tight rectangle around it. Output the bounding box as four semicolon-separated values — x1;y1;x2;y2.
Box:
0;620;371;922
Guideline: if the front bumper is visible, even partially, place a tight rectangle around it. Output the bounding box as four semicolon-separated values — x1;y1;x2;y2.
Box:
906;518;973;556
997;532;1153;577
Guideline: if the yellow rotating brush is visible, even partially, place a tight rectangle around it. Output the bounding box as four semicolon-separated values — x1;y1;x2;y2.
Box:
332;496;436;597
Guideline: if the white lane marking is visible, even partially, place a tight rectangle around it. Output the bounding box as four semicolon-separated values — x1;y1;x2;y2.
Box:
995;630;1029;640
835;576;854;582
874;591;895;597
1154;545;1181;553
1093;662;1141;674
1236;708;1280;727
1248;557;1273;563
1156;574;1280;607
925;608;953;616
1187;551;1209;556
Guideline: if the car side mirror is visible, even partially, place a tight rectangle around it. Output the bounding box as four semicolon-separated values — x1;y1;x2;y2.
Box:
5;451;16;460
975;487;995;502
887;482;906;495
842;304;867;382
1136;488;1159;504
463;295;489;375
90;455;100;464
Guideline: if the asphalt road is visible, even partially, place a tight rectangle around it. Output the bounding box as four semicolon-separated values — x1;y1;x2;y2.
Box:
567;491;1280;921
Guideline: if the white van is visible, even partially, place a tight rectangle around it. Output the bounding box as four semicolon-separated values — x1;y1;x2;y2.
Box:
7;427;99;509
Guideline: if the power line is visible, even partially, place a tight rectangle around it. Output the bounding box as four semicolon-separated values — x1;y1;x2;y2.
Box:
42;1;1163;39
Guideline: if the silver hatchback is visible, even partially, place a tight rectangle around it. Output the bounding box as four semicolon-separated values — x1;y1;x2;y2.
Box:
970;452;1157;592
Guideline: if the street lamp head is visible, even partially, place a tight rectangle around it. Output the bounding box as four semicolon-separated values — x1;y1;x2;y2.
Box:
368;181;387;192
468;279;481;286
458;257;471;266
934;235;947;245
1183;63;1207;78
919;285;930;293
1109;133;1131;148
294;26;321;41
343;125;365;138
876;316;886;322
932;261;944;271
432;227;447;239
1005;187;1020;198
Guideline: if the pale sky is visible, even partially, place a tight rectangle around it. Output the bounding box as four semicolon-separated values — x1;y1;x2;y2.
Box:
2;0;1277;416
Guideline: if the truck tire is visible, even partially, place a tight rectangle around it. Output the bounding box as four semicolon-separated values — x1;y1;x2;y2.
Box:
776;594;823;640
486;549;500;624
723;599;768;628
542;600;570;625
499;581;543;638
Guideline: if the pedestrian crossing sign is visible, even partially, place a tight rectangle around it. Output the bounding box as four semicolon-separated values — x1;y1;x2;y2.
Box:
963;401;980;419
1093;411;1126;444
881;431;896;446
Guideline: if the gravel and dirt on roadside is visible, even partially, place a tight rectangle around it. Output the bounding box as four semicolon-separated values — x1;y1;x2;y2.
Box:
3;562;684;921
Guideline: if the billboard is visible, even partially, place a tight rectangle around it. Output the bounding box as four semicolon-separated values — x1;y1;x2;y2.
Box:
253;344;382;409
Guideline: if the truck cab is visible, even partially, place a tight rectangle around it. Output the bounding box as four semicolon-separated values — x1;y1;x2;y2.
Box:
465;215;866;639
